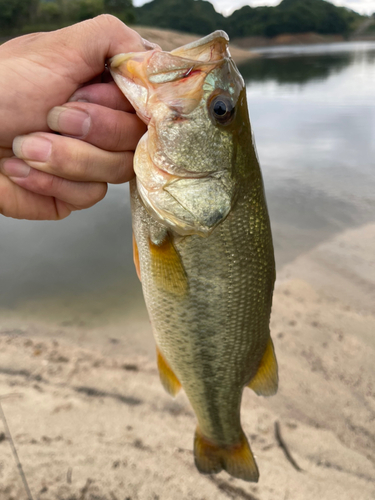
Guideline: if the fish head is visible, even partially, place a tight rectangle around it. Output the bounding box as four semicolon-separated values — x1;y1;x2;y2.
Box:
110;31;249;236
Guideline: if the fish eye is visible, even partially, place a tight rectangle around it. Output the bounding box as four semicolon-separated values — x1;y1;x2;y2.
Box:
209;95;235;125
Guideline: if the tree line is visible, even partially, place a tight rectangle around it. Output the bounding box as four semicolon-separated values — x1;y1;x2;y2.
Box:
0;0;364;38
0;0;134;34
136;0;363;38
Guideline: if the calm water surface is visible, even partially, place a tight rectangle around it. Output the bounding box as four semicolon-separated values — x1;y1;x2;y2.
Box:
1;42;375;311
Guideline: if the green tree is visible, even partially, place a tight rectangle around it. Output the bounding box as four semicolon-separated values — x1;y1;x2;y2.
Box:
0;0;39;31
71;0;105;22
135;0;224;35
104;0;135;23
224;0;359;38
37;2;64;24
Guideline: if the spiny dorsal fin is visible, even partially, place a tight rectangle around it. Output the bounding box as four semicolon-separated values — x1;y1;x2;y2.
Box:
149;233;188;296
194;428;259;482
248;337;278;397
156;346;181;398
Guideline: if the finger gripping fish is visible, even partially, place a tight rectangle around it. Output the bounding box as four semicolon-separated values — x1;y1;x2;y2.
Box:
110;31;278;483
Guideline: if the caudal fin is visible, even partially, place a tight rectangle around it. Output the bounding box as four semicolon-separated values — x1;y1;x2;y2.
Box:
194;428;259;482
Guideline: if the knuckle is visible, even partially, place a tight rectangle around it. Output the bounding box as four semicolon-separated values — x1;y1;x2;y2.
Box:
93;14;144;48
38;172;61;193
111;120;126;151
113;152;134;184
76;182;108;209
55;145;90;180
92;14;131;36
95;13;122;28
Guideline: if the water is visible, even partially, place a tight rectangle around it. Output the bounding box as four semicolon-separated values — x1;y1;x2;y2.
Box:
1;42;375;313
243;42;375;264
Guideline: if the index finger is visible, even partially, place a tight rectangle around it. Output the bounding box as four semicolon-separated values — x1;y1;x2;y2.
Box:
69;82;134;112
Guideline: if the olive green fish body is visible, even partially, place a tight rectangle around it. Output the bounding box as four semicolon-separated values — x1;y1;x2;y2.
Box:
131;152;274;444
111;31;277;482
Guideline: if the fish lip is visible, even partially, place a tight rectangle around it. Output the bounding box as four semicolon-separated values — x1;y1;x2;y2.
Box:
109;31;232;116
137;111;151;126
149;152;216;181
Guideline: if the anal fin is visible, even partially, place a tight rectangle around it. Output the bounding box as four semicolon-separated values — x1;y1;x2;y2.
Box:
149;232;188;296
156;346;181;397
194;428;259;482
248;337;278;396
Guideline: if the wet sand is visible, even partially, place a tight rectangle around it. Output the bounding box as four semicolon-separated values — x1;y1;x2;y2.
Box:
0;223;374;499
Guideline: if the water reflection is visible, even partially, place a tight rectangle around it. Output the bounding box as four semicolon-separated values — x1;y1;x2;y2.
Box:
243;42;375;266
239;53;351;85
240;41;375;86
1;42;375;310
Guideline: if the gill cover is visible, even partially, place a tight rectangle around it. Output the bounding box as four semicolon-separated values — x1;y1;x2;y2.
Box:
110;31;244;236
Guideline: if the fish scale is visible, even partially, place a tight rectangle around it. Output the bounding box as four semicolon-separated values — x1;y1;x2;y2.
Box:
111;30;278;482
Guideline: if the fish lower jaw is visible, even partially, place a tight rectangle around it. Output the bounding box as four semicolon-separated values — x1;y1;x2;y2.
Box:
136;179;215;237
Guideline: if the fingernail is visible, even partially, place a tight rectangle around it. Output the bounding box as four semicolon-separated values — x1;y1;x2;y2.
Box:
141;37;161;51
48;106;91;137
13;135;52;163
0;158;30;178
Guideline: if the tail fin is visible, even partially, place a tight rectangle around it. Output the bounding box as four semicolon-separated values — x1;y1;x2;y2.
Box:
194;428;259;482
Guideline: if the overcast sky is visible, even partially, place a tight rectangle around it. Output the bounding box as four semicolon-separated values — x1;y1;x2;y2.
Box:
133;0;375;16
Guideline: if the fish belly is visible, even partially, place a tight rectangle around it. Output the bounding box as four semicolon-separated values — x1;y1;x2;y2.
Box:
130;176;275;446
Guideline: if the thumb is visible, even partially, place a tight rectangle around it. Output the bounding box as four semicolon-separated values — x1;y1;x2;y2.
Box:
8;15;158;86
47;15;158;84
0;16;159;146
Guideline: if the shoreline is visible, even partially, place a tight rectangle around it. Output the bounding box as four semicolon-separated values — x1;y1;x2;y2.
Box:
0;223;374;499
2;27;375;64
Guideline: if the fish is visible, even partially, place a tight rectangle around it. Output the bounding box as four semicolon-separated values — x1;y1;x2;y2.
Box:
110;30;278;483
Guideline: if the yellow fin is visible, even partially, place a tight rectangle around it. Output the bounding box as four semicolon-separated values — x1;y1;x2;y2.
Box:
248;337;278;396
132;233;141;281
194;428;259;482
156;346;181;397
149;233;188;295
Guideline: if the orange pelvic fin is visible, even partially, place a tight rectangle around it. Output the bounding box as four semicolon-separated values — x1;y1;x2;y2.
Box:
248;337;278;396
132;232;141;281
149;233;188;296
156;346;181;397
194;428;259;482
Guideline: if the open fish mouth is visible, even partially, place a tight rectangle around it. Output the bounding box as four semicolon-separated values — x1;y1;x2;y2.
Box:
109;31;239;236
109;31;231;125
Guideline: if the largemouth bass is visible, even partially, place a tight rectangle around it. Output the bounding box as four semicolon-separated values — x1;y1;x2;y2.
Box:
110;31;278;483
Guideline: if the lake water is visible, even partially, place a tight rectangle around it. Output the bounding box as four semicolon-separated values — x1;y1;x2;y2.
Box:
1;42;375;314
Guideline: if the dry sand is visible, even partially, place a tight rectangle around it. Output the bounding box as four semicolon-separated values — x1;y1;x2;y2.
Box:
0;223;374;500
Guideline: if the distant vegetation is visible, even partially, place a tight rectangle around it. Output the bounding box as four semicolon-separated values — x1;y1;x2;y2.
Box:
0;0;365;38
0;0;135;35
136;0;364;38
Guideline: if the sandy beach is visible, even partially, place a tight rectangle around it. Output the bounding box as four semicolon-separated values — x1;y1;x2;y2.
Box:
0;222;374;500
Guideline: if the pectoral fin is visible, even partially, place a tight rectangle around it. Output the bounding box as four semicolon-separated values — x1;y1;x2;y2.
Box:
194;428;259;482
156;346;181;397
132;233;141;281
248;338;278;396
149;233;188;295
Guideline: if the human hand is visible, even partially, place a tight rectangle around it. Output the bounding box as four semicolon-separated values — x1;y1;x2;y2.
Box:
0;15;155;220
